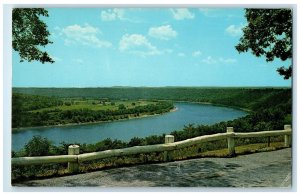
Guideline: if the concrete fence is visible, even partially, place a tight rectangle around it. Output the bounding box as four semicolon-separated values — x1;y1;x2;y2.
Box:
11;125;292;173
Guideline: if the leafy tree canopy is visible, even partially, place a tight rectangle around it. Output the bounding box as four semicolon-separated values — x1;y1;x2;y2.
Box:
236;9;292;79
12;8;54;63
24;136;52;156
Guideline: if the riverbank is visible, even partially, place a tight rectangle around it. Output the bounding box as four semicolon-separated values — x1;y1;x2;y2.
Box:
174;100;252;113
12;99;249;132
12;102;248;151
12;99;250;132
12;107;178;132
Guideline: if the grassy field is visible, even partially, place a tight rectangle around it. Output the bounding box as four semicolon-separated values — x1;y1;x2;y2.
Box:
30;99;156;112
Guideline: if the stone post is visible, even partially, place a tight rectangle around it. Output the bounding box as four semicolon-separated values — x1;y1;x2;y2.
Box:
227;127;236;157
164;135;174;162
68;144;80;173
284;125;292;147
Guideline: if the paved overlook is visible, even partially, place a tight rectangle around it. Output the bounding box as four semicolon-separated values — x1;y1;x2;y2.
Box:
14;148;291;188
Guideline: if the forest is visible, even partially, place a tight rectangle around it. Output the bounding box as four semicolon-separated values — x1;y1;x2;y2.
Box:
12;93;174;128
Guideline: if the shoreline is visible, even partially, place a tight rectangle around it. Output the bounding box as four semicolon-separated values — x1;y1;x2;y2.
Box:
12;101;250;132
12;107;178;132
174;100;252;113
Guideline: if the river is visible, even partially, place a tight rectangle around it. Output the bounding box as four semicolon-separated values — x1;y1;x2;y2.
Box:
12;102;247;151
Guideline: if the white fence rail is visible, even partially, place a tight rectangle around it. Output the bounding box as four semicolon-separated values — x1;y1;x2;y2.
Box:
12;125;292;173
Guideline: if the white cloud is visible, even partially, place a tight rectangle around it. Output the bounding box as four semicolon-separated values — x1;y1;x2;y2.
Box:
219;57;237;63
202;56;237;64
202;56;217;64
119;34;161;56
198;8;220;17
178;52;186;57
225;24;244;37
101;8;125;21
101;8;142;23
148;25;177;40
61;24;112;48
192;50;202;57
170;8;195;20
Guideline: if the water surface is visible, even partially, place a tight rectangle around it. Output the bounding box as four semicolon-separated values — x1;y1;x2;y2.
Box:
12;102;247;151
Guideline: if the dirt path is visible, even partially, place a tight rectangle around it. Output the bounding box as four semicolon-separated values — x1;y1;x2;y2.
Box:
13;148;292;188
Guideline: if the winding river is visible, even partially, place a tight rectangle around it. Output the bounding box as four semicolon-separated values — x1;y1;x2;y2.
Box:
12;102;247;151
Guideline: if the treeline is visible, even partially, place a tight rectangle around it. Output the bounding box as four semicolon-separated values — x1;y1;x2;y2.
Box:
166;87;291;145
12;93;64;128
13;87;290;110
12;96;174;128
12;134;165;158
12;93;64;111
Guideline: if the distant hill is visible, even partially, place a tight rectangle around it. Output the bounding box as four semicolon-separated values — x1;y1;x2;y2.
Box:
13;87;291;111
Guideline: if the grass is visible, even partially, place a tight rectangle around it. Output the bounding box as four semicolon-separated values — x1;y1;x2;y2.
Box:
30;100;156;112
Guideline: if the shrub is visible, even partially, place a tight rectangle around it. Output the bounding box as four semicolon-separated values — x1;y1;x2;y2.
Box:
128;137;144;147
118;104;126;110
64;102;71;106
24;136;52;156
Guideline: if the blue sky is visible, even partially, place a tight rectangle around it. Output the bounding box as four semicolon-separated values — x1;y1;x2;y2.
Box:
12;8;292;87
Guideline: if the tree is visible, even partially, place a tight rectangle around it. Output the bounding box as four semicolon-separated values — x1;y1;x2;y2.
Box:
24;136;52;156
236;9;292;79
118;104;126;110
12;8;54;63
128;137;144;147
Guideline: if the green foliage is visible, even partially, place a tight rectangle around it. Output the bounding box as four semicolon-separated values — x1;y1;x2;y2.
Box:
64;102;71;106
72;139;127;153
24;136;52;156
128;137;145;147
12;8;54;63
12;93;174;128
145;135;164;145
12;93;63;111
284;114;292;125
236;9;292;79
13;87;290;109
12;93;63;128
118;104;126;110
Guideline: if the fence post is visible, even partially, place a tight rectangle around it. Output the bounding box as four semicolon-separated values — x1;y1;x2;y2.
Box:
164;135;174;162
68;145;80;173
284;125;292;147
227;127;236;157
